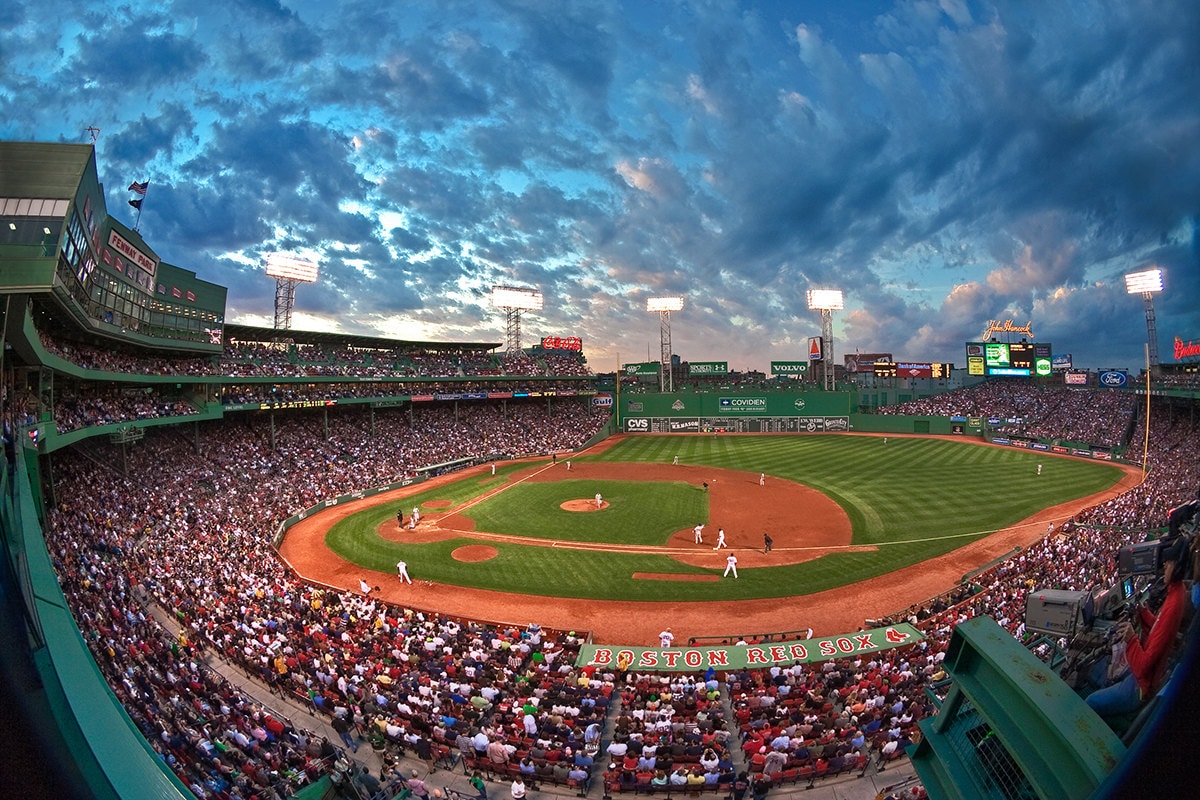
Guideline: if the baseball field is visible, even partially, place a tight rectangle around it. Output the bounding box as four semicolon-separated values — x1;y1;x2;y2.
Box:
280;433;1138;642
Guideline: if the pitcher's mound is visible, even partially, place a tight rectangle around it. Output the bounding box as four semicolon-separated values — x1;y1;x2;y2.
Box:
562;499;607;511
452;545;499;562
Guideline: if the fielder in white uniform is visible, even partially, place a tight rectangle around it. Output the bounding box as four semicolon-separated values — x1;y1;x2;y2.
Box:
396;560;411;584
595;492;602;508
713;528;726;549
759;473;765;486
693;524;705;543
724;554;738;578
659;628;674;647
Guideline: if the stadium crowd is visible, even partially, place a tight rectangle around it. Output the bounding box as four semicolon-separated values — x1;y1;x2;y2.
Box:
44;400;609;798
879;383;1137;449
37;328;593;381
30;378;1199;800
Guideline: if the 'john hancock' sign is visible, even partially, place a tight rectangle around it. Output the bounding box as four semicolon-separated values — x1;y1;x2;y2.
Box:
574;624;923;672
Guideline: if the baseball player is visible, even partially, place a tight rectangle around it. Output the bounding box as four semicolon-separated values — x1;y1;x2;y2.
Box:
595;492;603;508
763;533;773;553
659;628;674;647
693;524;705;544
412;506;421;524
359;578;373;595
566;460;572;471
672;455;679;465
723;554;738;579
759;473;765;486
396;560;412;584
1037;463;1042;475
491;463;496;475
713;528;726;549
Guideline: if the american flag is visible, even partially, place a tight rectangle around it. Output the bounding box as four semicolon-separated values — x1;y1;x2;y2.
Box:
128;181;149;195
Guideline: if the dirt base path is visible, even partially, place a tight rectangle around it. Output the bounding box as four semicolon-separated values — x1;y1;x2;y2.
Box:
278;434;1143;645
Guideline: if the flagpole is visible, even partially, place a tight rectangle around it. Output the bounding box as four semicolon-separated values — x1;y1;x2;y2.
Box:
134;182;148;233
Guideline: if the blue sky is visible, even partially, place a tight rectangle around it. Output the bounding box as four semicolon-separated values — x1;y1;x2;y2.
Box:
3;0;1197;372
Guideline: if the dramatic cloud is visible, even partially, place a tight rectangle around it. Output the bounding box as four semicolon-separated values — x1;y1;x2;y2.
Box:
1;0;1196;371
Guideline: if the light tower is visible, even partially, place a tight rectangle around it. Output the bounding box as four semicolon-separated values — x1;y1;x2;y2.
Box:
490;285;544;357
646;296;685;393
1124;268;1164;372
806;288;844;391
265;253;319;331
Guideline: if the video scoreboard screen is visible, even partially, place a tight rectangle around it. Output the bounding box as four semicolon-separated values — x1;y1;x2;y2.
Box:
965;342;1052;377
873;361;953;379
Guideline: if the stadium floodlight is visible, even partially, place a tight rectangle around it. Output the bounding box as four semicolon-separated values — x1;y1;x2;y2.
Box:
1124;268;1164;369
265;253;319;331
490;285;544;311
646;296;685;313
806;289;844;311
807;288;844;390
491;285;544;356
1123;268;1164;295
646;296;685;392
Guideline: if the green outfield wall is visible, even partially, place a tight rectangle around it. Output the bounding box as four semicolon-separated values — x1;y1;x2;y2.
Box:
616;391;974;435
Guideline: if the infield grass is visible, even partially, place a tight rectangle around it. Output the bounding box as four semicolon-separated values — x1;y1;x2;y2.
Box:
322;435;1123;601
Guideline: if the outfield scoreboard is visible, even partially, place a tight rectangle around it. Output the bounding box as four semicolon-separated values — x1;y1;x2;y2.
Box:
965;342;1052;377
873;361;953;379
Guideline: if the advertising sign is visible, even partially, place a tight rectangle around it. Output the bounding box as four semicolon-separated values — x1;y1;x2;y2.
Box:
1174;337;1200;360
1064;372;1089;385
770;361;809;375
844;353;893;373
718;397;767;414
1098;371;1128;388
540;336;583;351
809;337;823;361
689;361;729;375
623;362;660;377
1052;354;1073;370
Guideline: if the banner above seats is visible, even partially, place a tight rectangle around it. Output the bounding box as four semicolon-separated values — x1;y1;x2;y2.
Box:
575;624;923;672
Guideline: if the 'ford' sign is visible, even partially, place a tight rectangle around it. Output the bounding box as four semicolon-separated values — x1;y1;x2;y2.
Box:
1099;371;1128;388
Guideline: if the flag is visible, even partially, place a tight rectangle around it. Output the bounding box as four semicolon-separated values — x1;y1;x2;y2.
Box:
128;181;149;195
128;198;143;209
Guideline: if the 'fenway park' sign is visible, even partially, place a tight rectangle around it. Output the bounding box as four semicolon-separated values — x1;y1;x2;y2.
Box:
574;624;922;672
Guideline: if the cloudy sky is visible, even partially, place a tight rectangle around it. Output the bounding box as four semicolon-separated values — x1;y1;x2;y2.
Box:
3;0;1197;373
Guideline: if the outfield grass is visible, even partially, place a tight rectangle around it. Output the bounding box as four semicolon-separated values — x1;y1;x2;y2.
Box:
322;435;1123;601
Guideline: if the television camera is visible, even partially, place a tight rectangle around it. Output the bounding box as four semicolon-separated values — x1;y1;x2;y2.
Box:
1023;523;1194;692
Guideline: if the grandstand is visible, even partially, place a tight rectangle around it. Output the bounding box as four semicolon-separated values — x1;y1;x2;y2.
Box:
2;141;1199;800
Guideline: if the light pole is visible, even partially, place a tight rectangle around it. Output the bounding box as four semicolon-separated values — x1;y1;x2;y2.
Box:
646;296;685;393
806;289;843;391
265;253;319;331
490;285;544;358
1124;268;1164;372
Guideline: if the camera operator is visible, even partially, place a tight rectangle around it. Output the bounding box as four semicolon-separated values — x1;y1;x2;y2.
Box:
1085;536;1190;718
1166;487;1199;541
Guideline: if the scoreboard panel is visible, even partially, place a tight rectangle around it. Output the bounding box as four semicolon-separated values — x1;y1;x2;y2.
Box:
872;361;953;379
966;342;1052;377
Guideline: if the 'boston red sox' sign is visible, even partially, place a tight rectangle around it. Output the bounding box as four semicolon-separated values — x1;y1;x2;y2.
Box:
574;623;923;672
